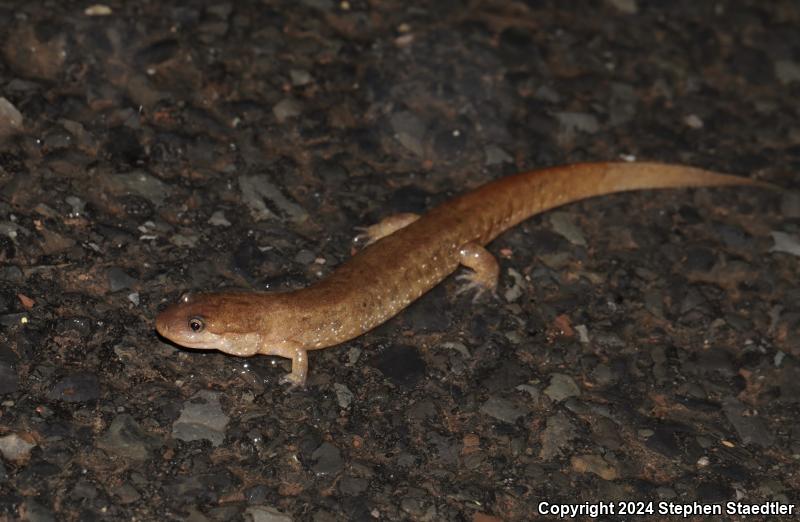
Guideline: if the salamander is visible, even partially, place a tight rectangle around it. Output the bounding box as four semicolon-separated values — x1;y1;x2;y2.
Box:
155;161;771;386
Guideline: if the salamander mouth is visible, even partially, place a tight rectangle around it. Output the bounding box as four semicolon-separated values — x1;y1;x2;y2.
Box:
154;315;169;337
155;319;214;350
173;338;214;349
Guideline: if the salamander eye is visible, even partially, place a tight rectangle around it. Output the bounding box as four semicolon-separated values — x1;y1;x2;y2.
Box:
188;317;205;332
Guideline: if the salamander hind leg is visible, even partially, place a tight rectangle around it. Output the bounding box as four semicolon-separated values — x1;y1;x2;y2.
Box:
455;241;500;302
354;213;420;246
279;348;308;388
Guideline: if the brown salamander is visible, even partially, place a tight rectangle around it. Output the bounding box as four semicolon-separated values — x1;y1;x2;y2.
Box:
155;162;771;386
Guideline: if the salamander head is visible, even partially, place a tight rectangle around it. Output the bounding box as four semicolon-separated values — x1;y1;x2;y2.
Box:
155;292;279;357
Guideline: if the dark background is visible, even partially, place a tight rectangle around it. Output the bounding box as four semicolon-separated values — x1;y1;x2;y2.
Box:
0;1;798;520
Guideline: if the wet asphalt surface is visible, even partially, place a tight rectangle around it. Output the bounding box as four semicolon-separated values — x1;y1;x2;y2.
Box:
1;1;799;521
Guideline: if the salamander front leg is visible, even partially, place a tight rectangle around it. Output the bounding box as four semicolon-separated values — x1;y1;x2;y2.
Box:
455;241;499;301
354;213;420;246
262;341;309;388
